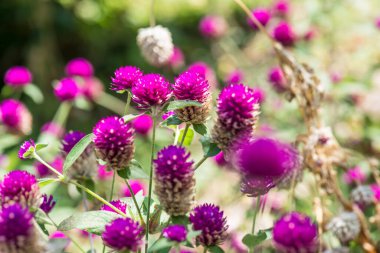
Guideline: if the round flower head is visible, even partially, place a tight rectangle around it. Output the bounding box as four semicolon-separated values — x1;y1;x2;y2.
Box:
0;170;40;208
199;15;228;39
211;84;260;150
272;21;297;47
273;0;290;17
93;116;134;170
214;151;227;167
40;194;56;214
65;57;94;77
371;184;380;202
351;185;374;207
54;77;80;101
273;212;318;253
132;74;172;110
225;70;244;84
132;114;153;135
268;67;287;93
0;99;32;135
4;66;32;87
327;212;360;243
81;77;104;100
101;200;127;214
235;138;299;197
101;217;144;252
247;8;271;30
343;166;366;184
168;47;185;70
111;66;143;91
18;139;35;160
97;165;114;180
137;25;174;67
162;225;187;242
187;61;217;89
189;203;228;247
62;131;97;179
154;145;195;216
41;122;65;138
122;180;146;197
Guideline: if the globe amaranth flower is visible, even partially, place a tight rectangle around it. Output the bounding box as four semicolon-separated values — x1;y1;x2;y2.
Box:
101;200;127;214
234;138;300;197
247;8;271;30
54;77;80;101
272;21;297;47
0;170;40;208
154;145;195;216
97;165;114;180
65;57;94;77
167;47;185;70
371;184;380;202
0;203;46;253
199;15;228;39
41;122;65;138
187;61;217;89
272;0;290;17
35;156;63;178
214;151;227;167
62;131;97;179
93;116;134;170
343;166;366;184
162;225;187;242
211;84;260;150
132;74;172;110
80;77;104;101
111;66;143;91
273;212;318;253
268;67;287;93
253;87;265;104
18;139;35;160
40;194;56;214
137;25;174;67
122;180;146;197
351;185;374;207
225;70;244;84
102;217;144;252
173;70;211;124
4;66;32;88
132;114;153;135
327;212;360;243
0;99;32;136
189;203;228;247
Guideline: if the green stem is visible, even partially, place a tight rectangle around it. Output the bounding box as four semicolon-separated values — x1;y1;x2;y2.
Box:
250;196;261;253
125;179;145;224
81;188;95;253
194;156;208;171
179;123;190;146
53;102;72;128
145;116;156;252
124;91;132;115
96;92;125;115
34;152;64;179
150;0;155;27
109;172;116;201
203;247;207;253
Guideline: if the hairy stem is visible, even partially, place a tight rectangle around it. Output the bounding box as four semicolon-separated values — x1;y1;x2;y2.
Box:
34;152;64;179
109;172;116;201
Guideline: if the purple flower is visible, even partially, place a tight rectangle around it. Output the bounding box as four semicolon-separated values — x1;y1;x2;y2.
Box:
189;203;228;247
225;70;244;84
111;66;143;91
154;145;195;216
4;66;32;87
132;74;172;110
253;87;265;104
65;58;94;77
235;138;299;197
375;17;380;29
35;156;63;177
272;0;290;17
18;139;35;160
93;116;134;169
132;114;153;135
54;77;80;101
273;212;318;253
122;180;146;197
62;131;86;154
101;217;144;252
0;99;32;135
0;170;39;207
81;77;104;100
168;47;185;69
162;225;187;242
343;166;366;185
247;8;271;30
272;21;297;47
174;71;210;103
41;122;65;138
214;151;227;167
101;200;127;214
268;67;287;93
40;194;56;214
187;61;217;88
199;15;228;39
371;184;380;202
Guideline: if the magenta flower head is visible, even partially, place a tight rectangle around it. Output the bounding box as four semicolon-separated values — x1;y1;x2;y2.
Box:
173;70;211;123
101;217;144;252
41;122;65;138
162;225;187;242
272;0;290;17
81;77;104;100
268;67;287;93
4;66;32;88
54;77;80;102
225;70;244;84
154;145;195;216
18;139;35;160
132;114;153;135
253;87;265;104
98;165;114;180
272;21;297;47
247;8;271;30
375;17;380;29
101;200;127;214
187;61;217;89
343;166;366;185
0;170;40;208
93;116;134;170
214;151;227;167
132;74;172;110
234;138;299;197
371;184;380;202
189;203;228;247
168;47;185;70
111;66;143;91
199;15;228;39
122;180;146;197
212;84;260;150
65;57;94;77
0;99;32;135
40;194;56;214
273;212;318;253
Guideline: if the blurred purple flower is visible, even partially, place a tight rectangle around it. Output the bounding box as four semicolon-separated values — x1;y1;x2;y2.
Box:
162;225;187;242
54;77;80;102
199;15;228;39
4;66;32;87
65;58;94;77
247;8;271;30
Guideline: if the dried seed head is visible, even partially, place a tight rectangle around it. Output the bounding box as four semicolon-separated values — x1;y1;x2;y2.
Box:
327;212;361;243
351;185;374;207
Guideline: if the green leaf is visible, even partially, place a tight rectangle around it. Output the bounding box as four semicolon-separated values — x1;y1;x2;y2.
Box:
208;245;225;253
118;159;148;179
117;167;130;179
22;146;35;159
148;238;174;253
166;100;202;111
38;178;59;188
171;215;189;225
242;230;269;248
46;238;70;253
193;124;207;136
123;113;143;123
200;136;221;157
77;178;95;200
23;84;44;104
161;115;183;127
186;229;201;241
35;143;48;151
58;211;121;235
178;128;194;147
35;209;53;226
63;133;93;176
